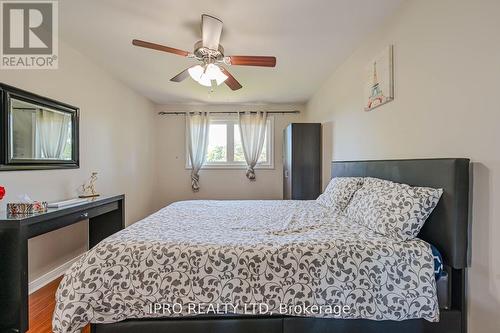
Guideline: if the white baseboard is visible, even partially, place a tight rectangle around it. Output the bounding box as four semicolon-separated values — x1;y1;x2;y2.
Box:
29;255;81;294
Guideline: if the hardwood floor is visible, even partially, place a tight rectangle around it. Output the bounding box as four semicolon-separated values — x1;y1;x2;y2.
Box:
28;276;90;333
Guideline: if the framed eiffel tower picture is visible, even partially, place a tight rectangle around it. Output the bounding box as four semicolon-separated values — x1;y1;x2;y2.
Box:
364;45;394;111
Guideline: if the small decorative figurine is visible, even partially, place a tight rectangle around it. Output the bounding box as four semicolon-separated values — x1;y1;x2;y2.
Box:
79;172;100;198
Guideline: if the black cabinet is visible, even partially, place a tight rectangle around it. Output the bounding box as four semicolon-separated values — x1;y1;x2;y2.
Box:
283;123;321;200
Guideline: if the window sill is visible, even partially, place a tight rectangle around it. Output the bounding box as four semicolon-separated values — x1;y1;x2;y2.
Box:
185;164;275;170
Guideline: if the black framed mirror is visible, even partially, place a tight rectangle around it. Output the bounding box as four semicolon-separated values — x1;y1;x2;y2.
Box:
0;83;79;171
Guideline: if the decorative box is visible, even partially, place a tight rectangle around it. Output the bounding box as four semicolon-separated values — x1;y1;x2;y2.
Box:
7;201;48;215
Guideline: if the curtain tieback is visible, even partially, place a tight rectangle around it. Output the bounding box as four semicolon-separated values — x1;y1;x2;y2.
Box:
191;172;200;192
246;166;256;180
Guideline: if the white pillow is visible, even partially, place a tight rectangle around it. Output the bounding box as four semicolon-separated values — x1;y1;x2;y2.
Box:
316;177;364;211
346;177;443;241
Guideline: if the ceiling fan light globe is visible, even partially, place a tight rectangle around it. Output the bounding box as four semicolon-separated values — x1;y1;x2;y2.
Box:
205;64;228;85
188;65;204;82
215;75;228;85
188;64;227;87
197;75;213;87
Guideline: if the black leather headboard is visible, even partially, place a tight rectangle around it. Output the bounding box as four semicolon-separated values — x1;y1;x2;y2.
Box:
331;158;471;269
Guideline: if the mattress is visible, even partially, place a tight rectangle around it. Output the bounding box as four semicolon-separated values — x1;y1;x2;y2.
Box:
53;200;439;333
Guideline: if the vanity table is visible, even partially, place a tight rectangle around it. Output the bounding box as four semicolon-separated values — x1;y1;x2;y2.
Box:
0;194;125;333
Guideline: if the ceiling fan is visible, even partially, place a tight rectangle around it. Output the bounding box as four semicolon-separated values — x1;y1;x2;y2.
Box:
132;14;276;91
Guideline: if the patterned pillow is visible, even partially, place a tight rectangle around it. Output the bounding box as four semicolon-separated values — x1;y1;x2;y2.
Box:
316;177;364;211
346;177;443;241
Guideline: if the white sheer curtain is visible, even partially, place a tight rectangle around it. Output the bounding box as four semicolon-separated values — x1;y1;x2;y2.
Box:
186;112;210;191
36;110;71;159
238;111;267;180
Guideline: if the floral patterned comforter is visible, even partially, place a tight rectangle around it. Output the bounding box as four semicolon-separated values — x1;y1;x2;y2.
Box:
53;200;438;333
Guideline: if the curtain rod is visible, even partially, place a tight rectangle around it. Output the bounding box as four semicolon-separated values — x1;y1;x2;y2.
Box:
158;110;300;115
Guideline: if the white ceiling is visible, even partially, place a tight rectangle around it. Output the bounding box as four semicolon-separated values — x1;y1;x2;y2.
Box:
60;0;403;105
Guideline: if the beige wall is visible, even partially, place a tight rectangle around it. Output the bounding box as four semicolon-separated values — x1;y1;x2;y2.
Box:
305;0;500;332
154;104;304;207
0;41;158;282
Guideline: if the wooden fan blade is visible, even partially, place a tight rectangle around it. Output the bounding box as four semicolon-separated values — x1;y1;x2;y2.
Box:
132;39;189;57
170;67;194;82
228;56;276;67
202;14;223;50
220;67;242;90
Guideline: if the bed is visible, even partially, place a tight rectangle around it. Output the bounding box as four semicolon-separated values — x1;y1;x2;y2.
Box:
54;158;471;333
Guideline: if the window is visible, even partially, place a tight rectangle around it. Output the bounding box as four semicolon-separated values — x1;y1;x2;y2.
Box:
186;116;274;169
